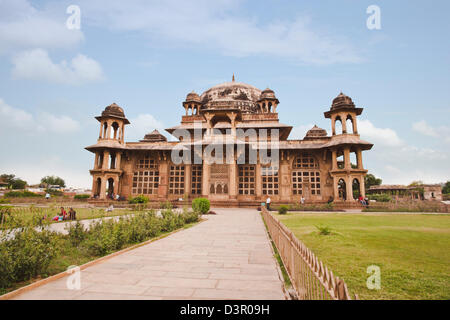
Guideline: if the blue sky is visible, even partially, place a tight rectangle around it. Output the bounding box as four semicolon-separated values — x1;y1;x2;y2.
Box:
0;0;449;188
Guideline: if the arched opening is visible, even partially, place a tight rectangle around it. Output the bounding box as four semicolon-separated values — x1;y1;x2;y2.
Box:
111;122;119;139
350;150;357;169
216;184;223;194
103;122;107;138
107;178;115;199
95;178;101;197
223;184;228;194
335;116;343;135
352;178;361;200
210;184;215;194
268;102;272;113
110;153;116;169
346;115;353;134
338;178;347;201
336;150;345;169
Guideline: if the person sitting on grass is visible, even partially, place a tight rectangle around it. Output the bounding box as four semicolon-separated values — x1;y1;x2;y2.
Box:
60;207;67;220
68;208;76;220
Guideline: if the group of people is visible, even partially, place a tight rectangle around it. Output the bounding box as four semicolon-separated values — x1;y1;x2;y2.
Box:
358;195;370;207
51;207;76;222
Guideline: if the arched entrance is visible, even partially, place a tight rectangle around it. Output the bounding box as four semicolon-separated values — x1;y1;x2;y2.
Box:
107;178;115;199
352;178;361;200
95;177;101;197
338;178;347;201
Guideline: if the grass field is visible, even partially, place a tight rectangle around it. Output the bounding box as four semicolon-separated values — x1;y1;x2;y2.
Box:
274;212;450;300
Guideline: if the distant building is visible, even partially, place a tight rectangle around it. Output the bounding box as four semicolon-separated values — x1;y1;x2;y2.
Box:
86;78;373;205
368;184;442;201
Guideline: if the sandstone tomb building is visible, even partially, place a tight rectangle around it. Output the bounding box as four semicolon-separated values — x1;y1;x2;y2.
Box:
86;78;373;205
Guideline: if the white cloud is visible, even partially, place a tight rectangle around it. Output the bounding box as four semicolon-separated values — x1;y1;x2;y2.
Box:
0;98;80;134
358;119;403;147
126;114;166;141
11;49;104;85
0;0;83;54
413;120;450;143
81;0;362;65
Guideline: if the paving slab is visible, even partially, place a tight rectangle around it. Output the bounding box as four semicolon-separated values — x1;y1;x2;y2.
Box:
12;208;286;300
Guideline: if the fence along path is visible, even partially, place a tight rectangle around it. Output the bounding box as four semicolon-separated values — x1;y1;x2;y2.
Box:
261;207;357;300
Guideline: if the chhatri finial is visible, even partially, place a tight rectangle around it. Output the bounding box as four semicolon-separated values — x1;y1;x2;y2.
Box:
232;74;235;82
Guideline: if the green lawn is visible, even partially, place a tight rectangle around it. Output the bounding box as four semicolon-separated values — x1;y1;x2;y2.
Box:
274;212;450;300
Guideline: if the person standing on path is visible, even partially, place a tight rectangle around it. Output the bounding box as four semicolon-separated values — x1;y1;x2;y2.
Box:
266;196;271;211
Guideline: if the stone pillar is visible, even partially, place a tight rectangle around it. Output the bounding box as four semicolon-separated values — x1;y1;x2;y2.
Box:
342;114;347;134
357;149;363;169
333;177;339;201
99;123;103;139
102;150;110;169
229;156;237;199
202;160;210;196
331;116;336;135
256;158;262;200
184;164;191;197
99;177;106;199
106;120;111;139
344;147;351;170
346;176;354;201
94;152;99;169
353;116;358;134
115;152;121;170
113;176;120;197
360;176;366;198
331;149;337;170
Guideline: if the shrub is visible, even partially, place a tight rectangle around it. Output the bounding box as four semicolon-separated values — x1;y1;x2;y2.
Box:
278;205;289;215
45;189;63;196
128;194;149;204
66;221;87;246
368;193;392;202
315;225;332;235
192;198;210;214
0;198;10;204
74;194;90;200
0;228;59;288
4;191;42;198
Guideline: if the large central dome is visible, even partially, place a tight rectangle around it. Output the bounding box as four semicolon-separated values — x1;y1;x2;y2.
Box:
200;81;262;113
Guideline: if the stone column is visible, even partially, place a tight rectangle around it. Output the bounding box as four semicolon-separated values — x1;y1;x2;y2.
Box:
115;152;122;170
102;150;110;169
353;116;358;134
202;159;210;196
344;147;351;170
113;176;120;197
184;164;191;197
342;113;347;134
99;177;106;200
357;149;363;169
229;155;237;199
331;149;337;170
106;120;111;139
256;157;262;200
94;152;99;169
99;123;103;139
346;176;354;201
360;176;366;198
331;116;336;135
333;177;339;201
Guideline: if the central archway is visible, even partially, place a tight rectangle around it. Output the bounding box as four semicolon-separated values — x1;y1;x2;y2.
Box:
338;178;347;201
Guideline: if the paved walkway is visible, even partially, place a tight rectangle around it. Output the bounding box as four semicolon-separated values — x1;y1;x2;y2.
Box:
12;208;286;300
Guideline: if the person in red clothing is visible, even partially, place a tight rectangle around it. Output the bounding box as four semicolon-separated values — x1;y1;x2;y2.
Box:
60;207;67;220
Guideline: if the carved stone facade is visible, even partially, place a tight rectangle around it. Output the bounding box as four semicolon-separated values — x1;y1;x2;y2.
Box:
86;79;373;205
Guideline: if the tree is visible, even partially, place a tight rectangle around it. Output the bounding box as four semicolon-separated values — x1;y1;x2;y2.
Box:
0;174;27;189
365;173;382;192
442;181;450;194
40;176;66;188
